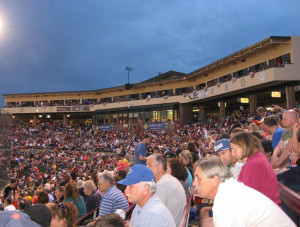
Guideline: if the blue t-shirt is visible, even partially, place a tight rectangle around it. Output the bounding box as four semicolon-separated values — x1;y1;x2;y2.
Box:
272;127;285;150
134;142;147;165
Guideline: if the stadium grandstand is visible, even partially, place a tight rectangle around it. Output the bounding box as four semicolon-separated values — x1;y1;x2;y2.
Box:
1;36;299;129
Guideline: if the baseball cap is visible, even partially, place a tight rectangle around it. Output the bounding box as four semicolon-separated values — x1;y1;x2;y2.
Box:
118;164;155;185
0;211;40;227
214;139;231;152
116;162;128;172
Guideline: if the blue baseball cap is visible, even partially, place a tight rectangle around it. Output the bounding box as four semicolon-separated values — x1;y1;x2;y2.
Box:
118;164;155;185
214;139;231;152
0;211;40;227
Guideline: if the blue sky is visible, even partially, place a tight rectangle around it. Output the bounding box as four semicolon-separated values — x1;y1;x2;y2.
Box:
0;0;299;106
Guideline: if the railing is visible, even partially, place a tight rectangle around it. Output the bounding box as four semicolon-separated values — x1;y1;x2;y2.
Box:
76;206;99;226
278;182;300;217
75;202;136;225
180;186;194;227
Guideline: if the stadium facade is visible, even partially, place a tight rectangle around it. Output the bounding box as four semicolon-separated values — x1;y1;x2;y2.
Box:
1;36;300;129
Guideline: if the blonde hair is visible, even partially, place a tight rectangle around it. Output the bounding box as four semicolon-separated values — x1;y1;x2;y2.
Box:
83;180;97;193
249;123;260;133
179;150;193;163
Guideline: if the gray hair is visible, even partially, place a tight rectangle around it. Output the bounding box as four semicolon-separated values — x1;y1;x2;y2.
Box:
147;154;167;171
141;181;156;194
193;156;232;183
99;172;115;185
83;180;97;193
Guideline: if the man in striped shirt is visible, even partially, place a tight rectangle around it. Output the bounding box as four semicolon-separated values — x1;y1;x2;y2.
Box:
98;172;129;217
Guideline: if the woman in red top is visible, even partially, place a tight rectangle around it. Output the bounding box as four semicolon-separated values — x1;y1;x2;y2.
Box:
230;131;281;206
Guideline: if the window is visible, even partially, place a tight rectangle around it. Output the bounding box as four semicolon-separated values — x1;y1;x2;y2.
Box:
100;97;112;103
82;99;97;105
65;99;80;106
50;100;64;106
196;83;206;90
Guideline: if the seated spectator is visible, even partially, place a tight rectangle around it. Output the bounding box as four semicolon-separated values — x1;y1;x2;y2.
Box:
188;142;200;163
87;172;129;226
271;110;299;168
147;154;186;227
83;180;101;213
263;115;285;150
249;122;261;134
178;150;194;186
97;172;129;217
214;139;244;180
76;180;86;202
166;157;190;198
251;131;273;157
26;204;52;227
64;183;87;218
0;211;40;227
4;197;16;211
53;186;64;204
193;156;295;227
36;190;49;204
48;202;78;227
94;213;125;227
230;132;281;205
118;164;176;227
277;123;300;192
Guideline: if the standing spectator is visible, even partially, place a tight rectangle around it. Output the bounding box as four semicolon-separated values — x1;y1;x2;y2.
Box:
134;135;151;165
3;179;17;200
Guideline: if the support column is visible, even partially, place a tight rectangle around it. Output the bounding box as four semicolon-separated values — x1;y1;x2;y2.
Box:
198;105;205;121
249;94;257;115
179;103;193;127
33;115;37;126
63;114;68;126
286;85;295;110
219;101;225;118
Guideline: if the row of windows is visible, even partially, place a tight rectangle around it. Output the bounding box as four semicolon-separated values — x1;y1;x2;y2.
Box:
196;53;291;89
5;53;291;108
93;110;178;124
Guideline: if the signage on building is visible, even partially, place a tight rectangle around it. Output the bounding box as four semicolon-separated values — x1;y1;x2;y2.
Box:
143;122;169;130
97;125;114;130
237;98;249;103
57;106;90;112
240;98;249;103
271;91;281;98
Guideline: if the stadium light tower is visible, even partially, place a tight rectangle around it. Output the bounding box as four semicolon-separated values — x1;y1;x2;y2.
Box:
125;66;133;85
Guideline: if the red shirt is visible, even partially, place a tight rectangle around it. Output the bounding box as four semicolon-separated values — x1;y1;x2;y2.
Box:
238;152;281;206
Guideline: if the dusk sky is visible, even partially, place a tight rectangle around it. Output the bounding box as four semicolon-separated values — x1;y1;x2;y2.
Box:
0;1;299;106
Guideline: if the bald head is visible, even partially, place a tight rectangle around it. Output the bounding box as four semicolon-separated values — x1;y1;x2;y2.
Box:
282;110;299;129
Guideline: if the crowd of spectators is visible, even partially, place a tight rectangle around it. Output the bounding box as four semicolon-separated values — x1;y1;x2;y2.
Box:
0;105;299;226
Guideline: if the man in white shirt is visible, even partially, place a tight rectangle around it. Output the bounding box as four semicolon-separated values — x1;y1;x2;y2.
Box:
193;156;295;227
147;154;186;227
